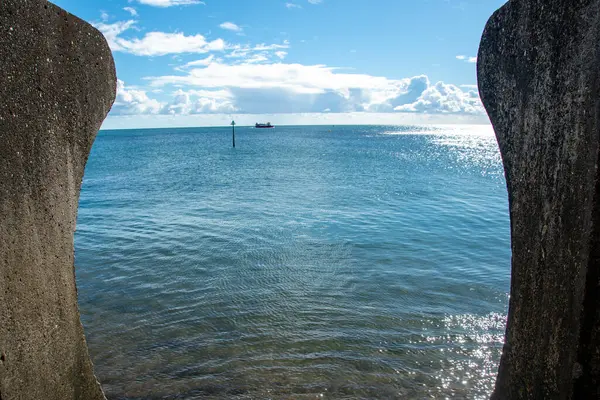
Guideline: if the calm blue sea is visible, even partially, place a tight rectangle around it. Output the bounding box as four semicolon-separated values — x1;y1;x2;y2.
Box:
75;125;511;399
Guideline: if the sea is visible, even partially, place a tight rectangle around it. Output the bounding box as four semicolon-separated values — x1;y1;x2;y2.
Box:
75;124;511;400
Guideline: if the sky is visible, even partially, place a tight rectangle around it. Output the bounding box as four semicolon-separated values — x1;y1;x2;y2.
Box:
51;0;506;129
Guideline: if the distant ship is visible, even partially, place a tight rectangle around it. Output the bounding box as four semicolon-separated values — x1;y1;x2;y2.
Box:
255;122;274;128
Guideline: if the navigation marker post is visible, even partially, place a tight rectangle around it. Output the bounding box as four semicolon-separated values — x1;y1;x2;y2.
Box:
231;120;236;148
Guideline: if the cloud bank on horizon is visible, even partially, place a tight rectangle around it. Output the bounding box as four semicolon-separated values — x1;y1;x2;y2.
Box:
86;0;489;127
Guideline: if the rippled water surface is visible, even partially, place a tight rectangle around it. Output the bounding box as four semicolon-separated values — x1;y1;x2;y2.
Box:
76;125;510;399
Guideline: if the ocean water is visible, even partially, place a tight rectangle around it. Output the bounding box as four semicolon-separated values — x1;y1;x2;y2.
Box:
75;125;511;399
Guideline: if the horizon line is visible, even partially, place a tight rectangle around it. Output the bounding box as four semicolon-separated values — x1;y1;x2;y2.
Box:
100;121;492;131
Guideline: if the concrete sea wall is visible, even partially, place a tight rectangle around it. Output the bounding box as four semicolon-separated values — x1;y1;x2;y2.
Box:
0;1;116;399
478;0;600;398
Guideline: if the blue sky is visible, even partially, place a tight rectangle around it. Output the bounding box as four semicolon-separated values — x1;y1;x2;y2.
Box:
52;0;505;128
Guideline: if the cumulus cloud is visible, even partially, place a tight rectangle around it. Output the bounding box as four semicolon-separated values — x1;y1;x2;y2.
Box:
230;86;405;114
94;20;225;56
163;89;237;114
220;22;242;32
394;81;484;114
112;80;236;116
150;62;405;95
113;80;164;115
388;75;429;108
286;2;302;8
94;20;137;45
102;18;482;118
134;0;205;7
142;59;484;115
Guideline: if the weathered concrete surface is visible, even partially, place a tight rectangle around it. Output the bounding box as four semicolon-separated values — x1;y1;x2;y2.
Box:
478;0;600;398
0;0;116;399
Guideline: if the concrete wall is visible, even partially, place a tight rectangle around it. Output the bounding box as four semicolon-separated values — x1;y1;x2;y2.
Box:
0;1;116;399
478;0;600;398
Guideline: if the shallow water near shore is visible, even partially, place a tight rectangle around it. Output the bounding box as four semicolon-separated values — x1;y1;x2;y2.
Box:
75;125;510;399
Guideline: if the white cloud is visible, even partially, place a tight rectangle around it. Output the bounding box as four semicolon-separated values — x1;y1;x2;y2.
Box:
101;19;482;119
123;7;138;16
308;0;323;4
101;11;110;22
118;32;224;56
134;0;205;7
178;89;234;99
286;3;302;8
254;41;290;51
150;62;402;95
456;55;477;63
112;80;236;116
144;60;484;115
243;53;270;64
163;89;236;114
222;41;290;64
94;19;137;45
148;62;377;93
394;80;484;114
114;79;164;115
225;45;252;59
220;22;242;32
93;20;226;56
181;55;216;68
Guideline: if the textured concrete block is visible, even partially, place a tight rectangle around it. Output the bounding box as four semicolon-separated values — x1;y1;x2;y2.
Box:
478;0;600;398
0;1;116;399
